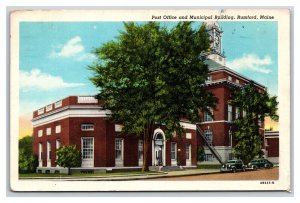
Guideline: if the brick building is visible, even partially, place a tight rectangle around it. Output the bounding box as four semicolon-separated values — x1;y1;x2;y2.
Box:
32;22;270;173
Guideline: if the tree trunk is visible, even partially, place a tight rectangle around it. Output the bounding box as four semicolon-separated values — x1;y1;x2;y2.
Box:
142;125;153;172
68;167;71;175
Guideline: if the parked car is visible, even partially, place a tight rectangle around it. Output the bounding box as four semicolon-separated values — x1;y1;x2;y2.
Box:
220;159;246;173
248;158;274;169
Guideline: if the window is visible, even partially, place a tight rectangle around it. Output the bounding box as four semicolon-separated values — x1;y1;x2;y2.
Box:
228;105;233;122
115;139;123;160
204;154;215;161
46;127;51;135
82;137;94;159
204;129;213;145
56;140;61;160
47;141;51;160
236;79;240;84
204;107;213;122
171;142;177;160
38;129;43;137
235;107;240;119
55;125;61;134
186;133;192;139
186;144;191;160
243;110;247;117
81;124;94;131
138;140;143;161
38;143;42;161
228;76;232;81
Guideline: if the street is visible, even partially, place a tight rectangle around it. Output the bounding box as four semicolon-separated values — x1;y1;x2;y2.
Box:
146;167;279;181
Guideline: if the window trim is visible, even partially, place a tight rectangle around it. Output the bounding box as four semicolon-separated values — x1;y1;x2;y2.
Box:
204;129;213;145
38;129;43;137
81;124;95;131
46;127;51;135
204;107;213;122
55;125;61;134
115;138;124;161
81;137;94;160
228;104;233;122
171;142;177;160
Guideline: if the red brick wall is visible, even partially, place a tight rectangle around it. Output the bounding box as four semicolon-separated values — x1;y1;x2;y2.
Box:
69;117;108;167
266;138;279;157
33;118;70;167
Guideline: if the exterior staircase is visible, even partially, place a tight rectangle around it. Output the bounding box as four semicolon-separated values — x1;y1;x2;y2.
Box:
149;165;185;172
196;125;224;165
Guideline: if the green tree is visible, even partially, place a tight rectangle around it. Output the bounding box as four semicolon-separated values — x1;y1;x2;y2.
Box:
231;81;278;164
89;22;217;171
19;136;38;173
56;145;81;175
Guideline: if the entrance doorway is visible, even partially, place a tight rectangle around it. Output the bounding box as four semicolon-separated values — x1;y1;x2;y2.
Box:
152;129;166;166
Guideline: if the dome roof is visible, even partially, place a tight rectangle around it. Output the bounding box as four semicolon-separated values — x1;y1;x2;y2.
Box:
205;21;220;30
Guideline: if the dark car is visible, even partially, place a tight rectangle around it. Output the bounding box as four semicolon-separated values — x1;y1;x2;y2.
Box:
220;159;246;173
248;158;274;169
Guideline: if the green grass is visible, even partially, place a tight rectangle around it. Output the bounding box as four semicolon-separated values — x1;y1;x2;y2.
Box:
19;171;162;178
197;164;221;169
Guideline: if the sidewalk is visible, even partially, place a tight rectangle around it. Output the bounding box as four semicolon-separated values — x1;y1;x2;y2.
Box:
20;169;220;181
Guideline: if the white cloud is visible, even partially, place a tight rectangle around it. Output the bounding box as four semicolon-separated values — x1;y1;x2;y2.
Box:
20;69;85;91
49;36;95;61
227;54;272;74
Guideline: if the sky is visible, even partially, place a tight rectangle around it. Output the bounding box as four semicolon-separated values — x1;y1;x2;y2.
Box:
19;21;278;138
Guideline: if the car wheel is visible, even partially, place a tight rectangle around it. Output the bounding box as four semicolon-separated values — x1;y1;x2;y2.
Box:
232;168;236;173
242;167;246;172
253;166;257;171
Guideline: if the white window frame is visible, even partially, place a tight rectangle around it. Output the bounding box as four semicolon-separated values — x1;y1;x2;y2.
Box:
228;76;232;81
204;129;213;145
47;141;51;161
236;79;240;84
138;140;143;161
38;129;43;137
115;138;124;161
204;107;213;122
38;143;42;167
55;125;61;134
228;105;233;122
81;137;94;167
56;140;61;160
81;124;94;131
186;133;192;139
46;127;51;135
185;144;191;160
204;154;215;161
171;142;177;160
81;137;94;160
235;107;240;119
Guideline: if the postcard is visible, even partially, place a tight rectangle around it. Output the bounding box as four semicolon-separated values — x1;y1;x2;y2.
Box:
10;9;290;191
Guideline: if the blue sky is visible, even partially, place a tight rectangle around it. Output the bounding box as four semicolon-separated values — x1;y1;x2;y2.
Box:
19;21;278;116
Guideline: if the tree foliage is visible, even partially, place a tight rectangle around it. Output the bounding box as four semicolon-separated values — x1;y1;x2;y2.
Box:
19;136;38;173
89;22;217;171
231;81;278;164
56;145;81;175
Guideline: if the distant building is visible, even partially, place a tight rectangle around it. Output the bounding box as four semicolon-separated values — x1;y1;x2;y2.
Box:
32;22;270;173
